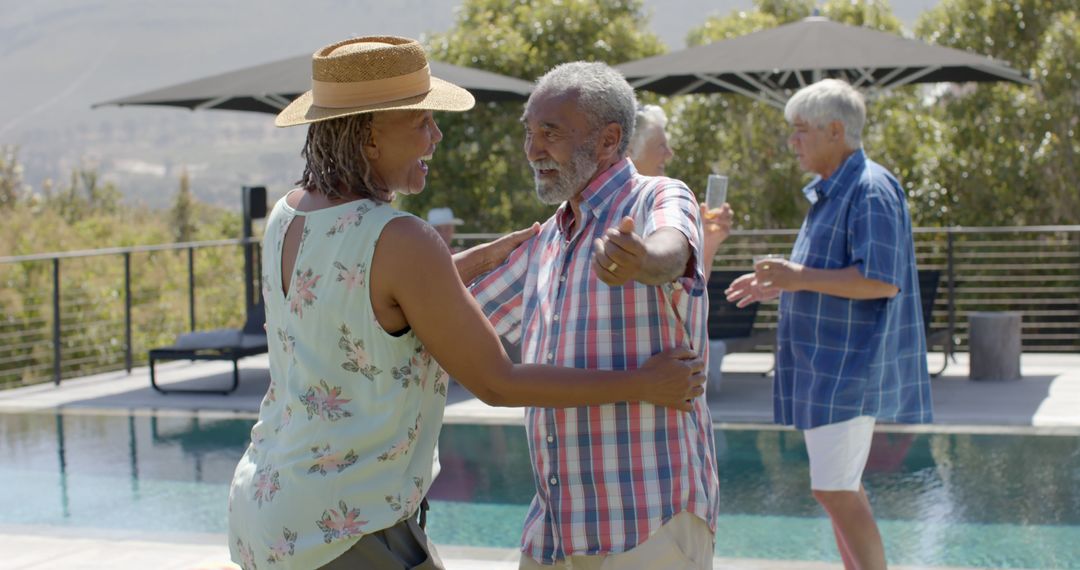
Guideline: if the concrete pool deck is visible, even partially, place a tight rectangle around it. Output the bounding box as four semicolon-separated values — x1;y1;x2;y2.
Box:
0;526;1006;570
4;352;1079;431
2;351;1076;569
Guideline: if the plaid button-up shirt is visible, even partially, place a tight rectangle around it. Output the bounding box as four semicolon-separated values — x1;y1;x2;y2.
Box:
470;158;719;564
776;149;933;429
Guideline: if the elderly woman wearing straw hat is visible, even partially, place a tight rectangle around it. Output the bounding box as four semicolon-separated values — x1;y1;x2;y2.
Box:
226;36;706;570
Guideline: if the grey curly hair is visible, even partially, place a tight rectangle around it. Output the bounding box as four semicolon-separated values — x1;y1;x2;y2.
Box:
531;61;637;156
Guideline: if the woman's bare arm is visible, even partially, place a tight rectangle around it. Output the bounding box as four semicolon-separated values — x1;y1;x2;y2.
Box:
371;217;703;410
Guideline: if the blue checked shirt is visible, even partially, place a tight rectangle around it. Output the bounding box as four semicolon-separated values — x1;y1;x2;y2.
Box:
776;149;933;429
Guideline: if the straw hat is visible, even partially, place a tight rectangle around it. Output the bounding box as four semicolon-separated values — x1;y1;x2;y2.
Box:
276;36;475;127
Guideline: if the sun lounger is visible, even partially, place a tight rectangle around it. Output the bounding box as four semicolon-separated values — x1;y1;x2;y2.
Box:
706;270;777;385
917;269;958;377
704;269;955;382
148;301;267;395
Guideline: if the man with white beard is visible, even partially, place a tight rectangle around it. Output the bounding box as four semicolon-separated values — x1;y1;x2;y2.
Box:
470;61;719;569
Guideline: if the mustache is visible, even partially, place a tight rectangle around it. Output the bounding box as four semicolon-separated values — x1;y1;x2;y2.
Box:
530;159;560;172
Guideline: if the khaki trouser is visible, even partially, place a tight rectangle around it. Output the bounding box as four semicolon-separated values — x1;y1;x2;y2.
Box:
518;512;714;570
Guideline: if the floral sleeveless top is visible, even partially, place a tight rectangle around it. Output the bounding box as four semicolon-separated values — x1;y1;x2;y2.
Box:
228;196;449;570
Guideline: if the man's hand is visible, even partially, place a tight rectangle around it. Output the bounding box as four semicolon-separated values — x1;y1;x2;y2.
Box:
482;222;540;270
701;202;733;275
636;346;706;412
592;216;646;286
752;258;804;292
724;272;780;308
453;222;539;284
700;202;733;246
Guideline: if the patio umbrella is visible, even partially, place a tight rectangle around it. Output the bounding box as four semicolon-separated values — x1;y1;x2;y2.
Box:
94;54;533;113
616;16;1032;108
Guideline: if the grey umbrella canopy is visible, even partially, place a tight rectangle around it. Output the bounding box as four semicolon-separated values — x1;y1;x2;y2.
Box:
616;17;1032;108
94;54;534;113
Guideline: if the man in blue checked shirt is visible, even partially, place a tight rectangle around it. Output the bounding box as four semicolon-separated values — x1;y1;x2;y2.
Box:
727;79;932;570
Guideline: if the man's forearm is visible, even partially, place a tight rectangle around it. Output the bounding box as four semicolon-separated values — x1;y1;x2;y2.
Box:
797;266;899;299
637;228;692;285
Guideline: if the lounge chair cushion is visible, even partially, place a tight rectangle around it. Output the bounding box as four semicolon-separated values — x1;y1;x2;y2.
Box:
174;329;243;350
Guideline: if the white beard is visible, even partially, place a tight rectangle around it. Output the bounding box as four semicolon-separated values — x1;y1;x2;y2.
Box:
532;140;599;205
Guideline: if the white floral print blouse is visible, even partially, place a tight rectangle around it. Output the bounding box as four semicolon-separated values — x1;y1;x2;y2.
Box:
228;196;448;570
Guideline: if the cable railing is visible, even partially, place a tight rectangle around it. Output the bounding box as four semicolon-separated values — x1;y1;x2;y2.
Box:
455;225;1080;353
0;239;260;389
1;226;1077;389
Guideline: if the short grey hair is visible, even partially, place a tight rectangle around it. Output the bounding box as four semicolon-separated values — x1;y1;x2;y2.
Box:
784;79;866;149
531;61;637;156
629;104;668;159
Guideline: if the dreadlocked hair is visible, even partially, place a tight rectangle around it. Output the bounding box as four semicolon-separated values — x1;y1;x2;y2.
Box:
297;113;392;203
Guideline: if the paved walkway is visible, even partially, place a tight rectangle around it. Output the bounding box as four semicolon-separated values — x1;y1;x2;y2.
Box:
0;527;994;570
4;352;1079;432
2;352;1075;569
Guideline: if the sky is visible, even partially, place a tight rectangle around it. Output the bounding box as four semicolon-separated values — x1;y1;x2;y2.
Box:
0;0;941;206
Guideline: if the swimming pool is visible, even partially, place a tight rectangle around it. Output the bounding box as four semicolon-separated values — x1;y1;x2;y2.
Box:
1;411;1077;568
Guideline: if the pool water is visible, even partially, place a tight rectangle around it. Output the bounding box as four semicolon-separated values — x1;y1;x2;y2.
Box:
1;412;1078;568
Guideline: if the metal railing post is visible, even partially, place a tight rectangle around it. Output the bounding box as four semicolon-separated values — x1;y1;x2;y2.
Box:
56;413;70;517
124;252;133;374
188;247;196;332
128;414;140;494
946;230;956;340
52;258;61;385
255;244;263;304
243;240;255;310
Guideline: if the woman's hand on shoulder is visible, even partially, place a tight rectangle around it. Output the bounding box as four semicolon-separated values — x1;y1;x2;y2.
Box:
453;222;540;284
483;223;540;270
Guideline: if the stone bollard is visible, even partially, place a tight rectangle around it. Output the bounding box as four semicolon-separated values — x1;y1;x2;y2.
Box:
968;311;1022;381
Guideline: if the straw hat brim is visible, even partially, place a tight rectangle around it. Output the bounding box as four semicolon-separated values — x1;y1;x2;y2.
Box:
275;76;475;127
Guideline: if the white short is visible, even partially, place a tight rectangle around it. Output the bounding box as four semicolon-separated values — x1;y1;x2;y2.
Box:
803;415;876;491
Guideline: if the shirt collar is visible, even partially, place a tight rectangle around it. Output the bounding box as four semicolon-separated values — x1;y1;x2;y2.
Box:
555;158;635;235
801;148;865;205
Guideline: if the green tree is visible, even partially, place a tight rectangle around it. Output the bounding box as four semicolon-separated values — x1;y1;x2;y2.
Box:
46;164;124;224
408;0;665;232
751;0;814;24
671;0;964;229
668;1;816;230
820;0;902;30
915;1;1079;226
0;145;27;209
0;165;249;389
171;168;197;243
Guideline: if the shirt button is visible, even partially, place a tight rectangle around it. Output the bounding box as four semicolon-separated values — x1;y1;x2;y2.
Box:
546;435;554;443
552;315;560;322
559;276;566;282
549;476;558;486
547;352;554;361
